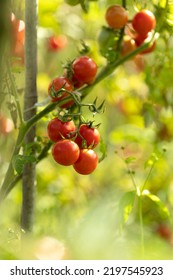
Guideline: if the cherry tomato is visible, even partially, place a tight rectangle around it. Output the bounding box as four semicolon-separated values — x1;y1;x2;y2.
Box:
73;149;98;175
75;124;100;149
121;36;136;56
132;10;156;37
48;76;74;108
72;56;97;85
47;117;76;142
156;224;172;241
11;15;25;64
47;35;68;52
135;34;156;54
105;5;128;29
52;139;80;166
0;114;14;134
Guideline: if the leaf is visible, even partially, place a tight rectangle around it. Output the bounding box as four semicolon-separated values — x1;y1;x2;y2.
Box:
142;190;170;220
125;156;136;164
13;155;36;175
99;137;107;163
118;191;136;228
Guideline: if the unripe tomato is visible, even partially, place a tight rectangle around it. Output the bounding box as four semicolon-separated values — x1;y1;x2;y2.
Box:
132;10;156;37
105;5;128;29
73;149;98;175
75;124;100;149
72;56;97;85
48;76;74;108
47;117;76;142
52;139;80;166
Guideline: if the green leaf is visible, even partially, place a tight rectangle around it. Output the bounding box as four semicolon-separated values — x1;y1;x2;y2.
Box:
142;190;170;220
99;137;107;163
118;191;136;228
125;156;136;164
13;155;36;175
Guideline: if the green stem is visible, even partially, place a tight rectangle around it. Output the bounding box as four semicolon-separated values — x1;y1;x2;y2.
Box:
81;37;156;98
138;193;144;257
6;59;24;125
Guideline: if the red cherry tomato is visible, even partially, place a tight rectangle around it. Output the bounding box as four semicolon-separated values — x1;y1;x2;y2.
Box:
48;76;74;108
135;34;156;54
72;56;97;85
0;114;14;134
73;149;98;175
47;35;68;52
11;15;25;64
52;139;80;166
105;5;128;29
132;10;156;37
47;117;76;142
75;124;100;149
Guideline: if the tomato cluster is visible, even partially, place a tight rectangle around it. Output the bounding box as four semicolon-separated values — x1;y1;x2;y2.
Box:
48;55;97;107
47;117;100;175
103;5;156;60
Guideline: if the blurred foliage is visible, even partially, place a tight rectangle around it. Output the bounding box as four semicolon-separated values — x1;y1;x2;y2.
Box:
1;0;173;259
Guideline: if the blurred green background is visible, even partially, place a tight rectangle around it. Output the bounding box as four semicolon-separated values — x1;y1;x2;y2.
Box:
0;0;173;260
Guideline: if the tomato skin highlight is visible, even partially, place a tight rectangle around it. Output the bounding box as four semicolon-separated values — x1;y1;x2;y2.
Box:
75;124;100;149
47;118;76;142
105;5;128;29
52;140;80;166
48;76;74;108
132;10;156;37
72;56;97;85
73;149;98;175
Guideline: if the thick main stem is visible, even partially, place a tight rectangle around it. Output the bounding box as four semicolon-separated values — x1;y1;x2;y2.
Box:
21;0;38;232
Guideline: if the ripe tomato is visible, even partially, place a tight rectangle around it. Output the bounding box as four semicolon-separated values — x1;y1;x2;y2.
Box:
47;117;76;142
135;34;156;54
132;10;156;37
72;56;97;85
48;76;74;108
0;114;14;134
156;224;172;241
73;149;98;175
121;36;136;56
52;139;80;166
105;5;128;29
47;35;68;52
11;15;25;64
75;124;100;149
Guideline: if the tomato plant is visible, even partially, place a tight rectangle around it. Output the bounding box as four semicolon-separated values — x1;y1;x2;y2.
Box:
105;5;128;29
73;149;98;175
1;0;173;260
47;117;76;142
52;139;80;166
